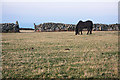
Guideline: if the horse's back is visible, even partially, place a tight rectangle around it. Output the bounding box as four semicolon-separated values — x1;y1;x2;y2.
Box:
76;20;93;29
85;20;93;26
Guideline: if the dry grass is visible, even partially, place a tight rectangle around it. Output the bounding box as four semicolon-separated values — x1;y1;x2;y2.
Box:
20;30;34;33
2;31;119;78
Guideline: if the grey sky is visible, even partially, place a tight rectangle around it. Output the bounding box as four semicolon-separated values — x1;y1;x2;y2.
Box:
1;0;119;28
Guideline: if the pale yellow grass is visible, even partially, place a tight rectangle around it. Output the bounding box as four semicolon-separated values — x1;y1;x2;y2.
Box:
2;31;119;78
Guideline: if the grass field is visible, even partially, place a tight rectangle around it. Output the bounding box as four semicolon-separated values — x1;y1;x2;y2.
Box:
2;31;119;78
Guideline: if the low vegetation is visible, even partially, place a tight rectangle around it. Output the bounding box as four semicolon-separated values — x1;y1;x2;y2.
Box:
2;31;118;78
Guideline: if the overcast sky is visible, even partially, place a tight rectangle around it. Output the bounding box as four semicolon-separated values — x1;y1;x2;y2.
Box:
1;0;119;2
1;0;119;28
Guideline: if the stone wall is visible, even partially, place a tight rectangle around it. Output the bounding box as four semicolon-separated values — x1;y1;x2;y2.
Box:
34;23;119;32
34;23;76;32
93;24;119;31
0;21;20;33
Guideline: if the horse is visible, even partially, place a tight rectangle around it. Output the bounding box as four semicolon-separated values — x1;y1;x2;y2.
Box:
75;20;93;35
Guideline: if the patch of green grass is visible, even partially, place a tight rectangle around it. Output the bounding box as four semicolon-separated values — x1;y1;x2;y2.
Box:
2;42;10;45
102;52;118;55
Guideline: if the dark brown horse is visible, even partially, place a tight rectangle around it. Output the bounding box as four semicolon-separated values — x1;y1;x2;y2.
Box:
75;20;93;35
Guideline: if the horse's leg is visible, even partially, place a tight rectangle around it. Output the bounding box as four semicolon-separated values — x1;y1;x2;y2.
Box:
81;30;83;35
78;30;80;35
87;29;89;35
75;29;78;35
90;30;92;34
75;30;78;35
75;32;77;35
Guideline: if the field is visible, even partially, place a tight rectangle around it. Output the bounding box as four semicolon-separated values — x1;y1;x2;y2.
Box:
2;31;119;78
